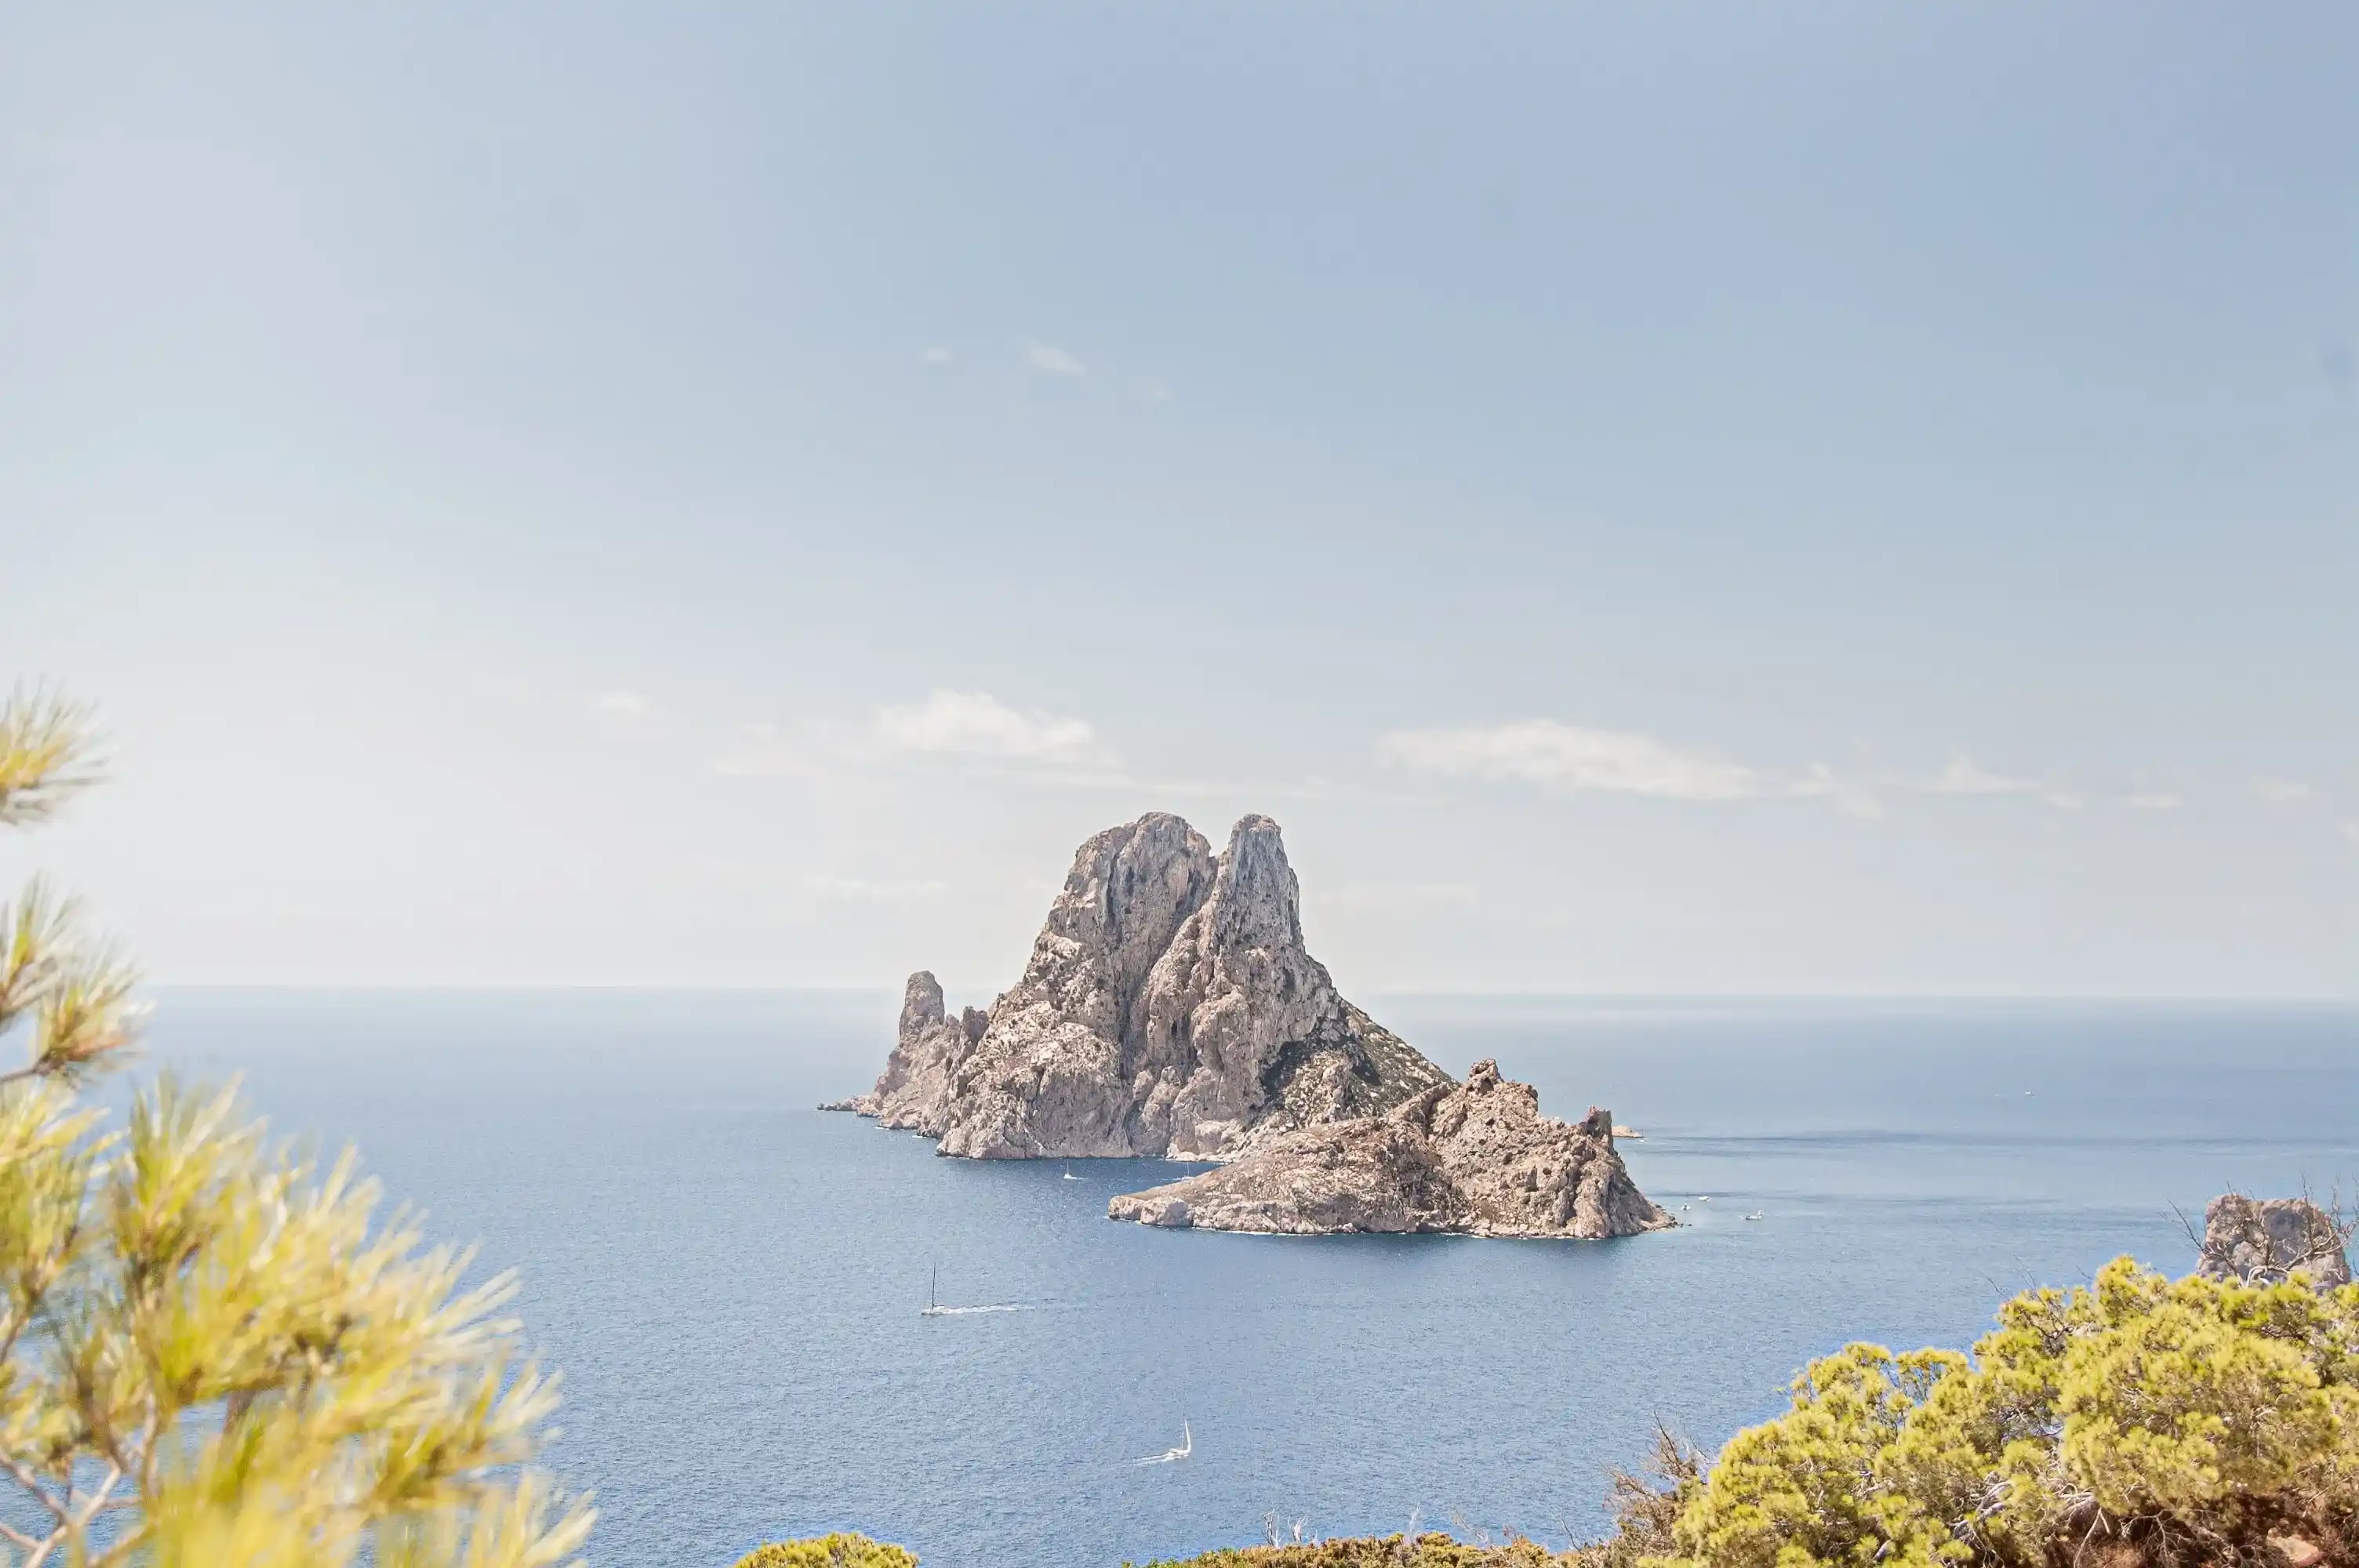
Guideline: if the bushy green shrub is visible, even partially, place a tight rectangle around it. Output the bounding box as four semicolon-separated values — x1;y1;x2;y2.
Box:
732;1534;919;1568
1172;1258;2359;1568
1653;1256;2359;1568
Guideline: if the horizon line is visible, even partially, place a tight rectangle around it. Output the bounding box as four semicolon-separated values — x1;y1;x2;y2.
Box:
134;980;2359;1005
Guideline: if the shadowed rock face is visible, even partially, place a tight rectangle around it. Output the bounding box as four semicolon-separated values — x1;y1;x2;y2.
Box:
1133;815;1451;1158
1105;1059;1674;1240
826;812;1452;1159
2197;1194;2354;1287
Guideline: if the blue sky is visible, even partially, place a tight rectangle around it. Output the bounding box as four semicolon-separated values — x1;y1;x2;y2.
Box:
4;3;2354;992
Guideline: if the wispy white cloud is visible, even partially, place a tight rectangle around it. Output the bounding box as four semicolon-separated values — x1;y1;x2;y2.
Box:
1791;764;1885;819
921;346;951;365
1376;725;2112;818
716;691;1119;783
1921;755;2039;797
594;689;652;718
805;874;950;906
2341;822;2359;847
1892;755;2081;810
2252;777;2320;804
1025;342;1086;376
873;690;1111;767
2121;792;2185;811
1377;720;1761;801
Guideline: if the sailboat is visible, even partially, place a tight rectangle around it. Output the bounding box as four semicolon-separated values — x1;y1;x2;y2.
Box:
1061;1163;1080;1181
1134;1421;1193;1465
917;1265;1023;1317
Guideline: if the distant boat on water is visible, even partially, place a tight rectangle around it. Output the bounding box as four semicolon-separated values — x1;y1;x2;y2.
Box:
1063;1163;1081;1180
917;1264;1023;1317
1134;1421;1192;1465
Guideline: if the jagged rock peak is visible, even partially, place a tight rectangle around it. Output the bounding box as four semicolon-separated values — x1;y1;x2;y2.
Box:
1207;814;1302;951
819;970;988;1134
1036;812;1217;1016
824;811;1452;1160
900;971;947;1041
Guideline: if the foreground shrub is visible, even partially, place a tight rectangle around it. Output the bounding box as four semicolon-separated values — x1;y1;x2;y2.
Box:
733;1535;919;1567
1652;1257;2359;1568
1143;1259;2359;1568
0;688;590;1566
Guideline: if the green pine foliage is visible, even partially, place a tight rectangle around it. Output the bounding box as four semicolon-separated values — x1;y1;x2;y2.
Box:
0;687;591;1566
1143;1259;2359;1568
1637;1257;2359;1568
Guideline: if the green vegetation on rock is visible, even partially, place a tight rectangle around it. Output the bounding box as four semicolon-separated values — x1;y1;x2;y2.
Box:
1654;1256;2359;1568
732;1534;920;1568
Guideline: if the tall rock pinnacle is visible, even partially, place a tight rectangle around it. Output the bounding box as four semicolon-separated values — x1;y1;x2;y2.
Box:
830;812;1451;1159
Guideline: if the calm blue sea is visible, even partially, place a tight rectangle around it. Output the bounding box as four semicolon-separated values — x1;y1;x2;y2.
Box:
144;989;2359;1568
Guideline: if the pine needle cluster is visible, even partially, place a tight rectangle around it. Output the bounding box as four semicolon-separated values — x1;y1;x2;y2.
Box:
0;684;591;1566
1649;1258;2359;1568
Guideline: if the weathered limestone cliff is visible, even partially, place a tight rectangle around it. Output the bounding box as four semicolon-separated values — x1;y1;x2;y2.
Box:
826;811;1452;1159
820;972;988;1134
826;813;1669;1243
1105;1059;1673;1240
2197;1193;2354;1288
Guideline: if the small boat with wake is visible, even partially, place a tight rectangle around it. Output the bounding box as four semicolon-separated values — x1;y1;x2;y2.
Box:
918;1264;1023;1318
1134;1421;1193;1465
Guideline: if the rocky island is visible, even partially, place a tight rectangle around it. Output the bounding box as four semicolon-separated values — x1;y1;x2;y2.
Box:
826;811;1667;1240
1107;1058;1673;1239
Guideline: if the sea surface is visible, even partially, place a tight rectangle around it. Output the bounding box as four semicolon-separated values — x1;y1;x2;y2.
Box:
145;989;2359;1568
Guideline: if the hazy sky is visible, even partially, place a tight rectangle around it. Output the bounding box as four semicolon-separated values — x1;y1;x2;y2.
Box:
5;3;2355;993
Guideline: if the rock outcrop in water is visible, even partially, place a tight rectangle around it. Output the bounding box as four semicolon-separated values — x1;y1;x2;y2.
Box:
825;812;1669;1243
2196;1193;2353;1288
827;812;1454;1159
820;972;989;1133
1105;1058;1674;1239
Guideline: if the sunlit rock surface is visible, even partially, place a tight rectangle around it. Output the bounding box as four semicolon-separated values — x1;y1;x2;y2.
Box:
1106;1059;1674;1240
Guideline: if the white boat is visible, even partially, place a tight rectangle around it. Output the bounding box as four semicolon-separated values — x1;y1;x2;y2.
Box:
1134;1421;1193;1465
1062;1163;1080;1181
1744;1210;1766;1221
